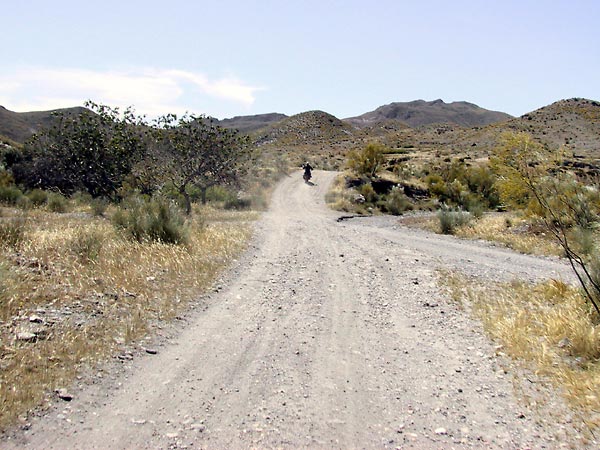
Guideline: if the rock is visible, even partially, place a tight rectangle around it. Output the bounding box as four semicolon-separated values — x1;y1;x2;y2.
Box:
353;194;366;204
557;337;572;348
434;427;448;435
190;423;206;432
29;315;44;323
145;348;158;355
56;388;73;401
117;352;134;361
16;331;37;342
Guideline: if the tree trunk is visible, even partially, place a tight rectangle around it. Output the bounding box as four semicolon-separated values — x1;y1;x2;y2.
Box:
179;185;192;215
201;187;207;205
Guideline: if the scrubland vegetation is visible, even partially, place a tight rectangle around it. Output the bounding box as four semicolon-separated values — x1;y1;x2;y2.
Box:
331;131;600;431
0;102;277;429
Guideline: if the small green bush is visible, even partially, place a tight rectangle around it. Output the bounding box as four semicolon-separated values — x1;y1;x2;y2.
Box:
0;185;23;205
47;193;68;213
358;183;377;203
205;185;234;203
386;186;412;215
71;191;93;206
90;197;109;217
112;196;189;245
224;197;252;210
438;206;472;235
27;189;48;206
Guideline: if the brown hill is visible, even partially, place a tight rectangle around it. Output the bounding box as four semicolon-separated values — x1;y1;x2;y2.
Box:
255;110;356;147
344;99;512;128
216;113;288;134
0;105;88;144
435;98;600;159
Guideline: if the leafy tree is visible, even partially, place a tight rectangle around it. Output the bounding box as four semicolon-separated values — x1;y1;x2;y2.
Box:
492;131;600;316
137;114;250;215
12;101;147;199
347;142;386;178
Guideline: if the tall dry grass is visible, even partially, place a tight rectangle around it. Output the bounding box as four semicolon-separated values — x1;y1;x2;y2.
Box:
0;205;254;429
443;271;600;432
454;213;563;256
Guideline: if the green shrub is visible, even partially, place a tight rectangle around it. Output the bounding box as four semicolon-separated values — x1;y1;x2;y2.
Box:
0;185;23;205
386;186;412;215
347;142;386;178
47;193;68;213
16;196;32;210
27;189;48;206
71;191;93;206
224;197;252;210
358;183;377;203
112;196;189;245
90;197;109;217
438;206;472;235
205;185;234;203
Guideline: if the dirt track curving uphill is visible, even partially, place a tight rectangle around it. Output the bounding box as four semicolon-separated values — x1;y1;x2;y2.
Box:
4;170;587;449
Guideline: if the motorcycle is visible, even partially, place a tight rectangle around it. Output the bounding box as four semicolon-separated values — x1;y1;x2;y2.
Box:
303;170;312;183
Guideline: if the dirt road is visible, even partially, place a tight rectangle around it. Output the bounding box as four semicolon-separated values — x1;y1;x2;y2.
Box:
5;171;584;448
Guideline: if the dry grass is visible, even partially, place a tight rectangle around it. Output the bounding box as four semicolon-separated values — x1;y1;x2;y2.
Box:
443;271;600;431
454;213;563;256
0;205;255;429
324;173;357;212
401;212;564;257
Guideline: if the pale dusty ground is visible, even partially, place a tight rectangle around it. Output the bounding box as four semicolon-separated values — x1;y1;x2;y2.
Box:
3;170;592;449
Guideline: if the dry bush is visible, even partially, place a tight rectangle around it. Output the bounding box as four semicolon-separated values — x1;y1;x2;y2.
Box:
0;206;253;429
324;174;356;212
444;272;600;430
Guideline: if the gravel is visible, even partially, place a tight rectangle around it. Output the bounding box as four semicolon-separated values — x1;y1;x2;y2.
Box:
2;171;592;449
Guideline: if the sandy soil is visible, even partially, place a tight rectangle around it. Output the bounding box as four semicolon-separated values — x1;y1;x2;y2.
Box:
3;170;591;449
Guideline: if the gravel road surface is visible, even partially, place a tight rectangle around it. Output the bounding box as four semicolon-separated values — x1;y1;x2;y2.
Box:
4;170;588;449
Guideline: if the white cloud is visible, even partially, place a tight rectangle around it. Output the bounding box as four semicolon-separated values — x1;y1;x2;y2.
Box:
0;67;264;118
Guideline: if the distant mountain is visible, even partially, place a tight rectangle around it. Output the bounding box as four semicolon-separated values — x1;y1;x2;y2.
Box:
440;98;600;158
216;113;288;134
0;105;88;144
344;99;512;128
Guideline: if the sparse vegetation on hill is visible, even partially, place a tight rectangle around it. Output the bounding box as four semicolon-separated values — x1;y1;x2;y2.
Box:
344;99;512;128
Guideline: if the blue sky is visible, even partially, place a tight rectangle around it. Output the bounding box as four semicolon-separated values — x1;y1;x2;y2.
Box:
2;0;599;119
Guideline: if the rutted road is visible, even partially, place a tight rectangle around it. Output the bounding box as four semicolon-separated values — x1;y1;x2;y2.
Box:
5;170;584;449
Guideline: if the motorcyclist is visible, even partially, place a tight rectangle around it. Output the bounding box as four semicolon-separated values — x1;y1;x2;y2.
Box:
302;161;313;183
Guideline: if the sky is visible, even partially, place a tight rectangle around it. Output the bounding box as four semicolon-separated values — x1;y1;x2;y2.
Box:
2;0;599;120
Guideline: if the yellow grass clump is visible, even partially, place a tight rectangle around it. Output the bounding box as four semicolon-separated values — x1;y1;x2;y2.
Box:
0;205;255;429
443;271;600;431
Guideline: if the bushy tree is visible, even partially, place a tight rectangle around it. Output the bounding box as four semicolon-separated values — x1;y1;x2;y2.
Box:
137;114;250;215
492;131;600;316
347;142;386;178
12;101;147;199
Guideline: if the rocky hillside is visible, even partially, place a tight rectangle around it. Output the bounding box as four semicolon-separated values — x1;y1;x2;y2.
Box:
254;110;356;147
431;98;600;159
216;113;288;134
344;99;512;128
0;105;89;144
510;98;600;155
